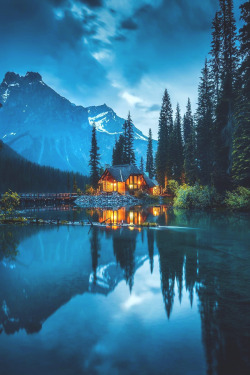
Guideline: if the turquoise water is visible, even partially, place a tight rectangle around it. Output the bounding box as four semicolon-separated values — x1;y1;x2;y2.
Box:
0;207;249;375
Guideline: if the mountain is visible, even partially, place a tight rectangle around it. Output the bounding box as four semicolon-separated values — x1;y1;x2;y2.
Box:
0;72;155;174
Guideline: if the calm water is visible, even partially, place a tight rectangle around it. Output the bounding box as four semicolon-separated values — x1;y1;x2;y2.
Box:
0;206;249;375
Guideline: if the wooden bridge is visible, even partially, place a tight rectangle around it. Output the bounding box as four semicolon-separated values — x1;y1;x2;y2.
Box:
1;193;79;203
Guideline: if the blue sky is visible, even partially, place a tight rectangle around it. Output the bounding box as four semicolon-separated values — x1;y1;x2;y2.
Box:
0;0;243;137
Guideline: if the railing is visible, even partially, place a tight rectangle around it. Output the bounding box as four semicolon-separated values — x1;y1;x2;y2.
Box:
0;193;79;200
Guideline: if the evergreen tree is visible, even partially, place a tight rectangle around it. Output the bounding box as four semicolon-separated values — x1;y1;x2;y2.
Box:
156;89;173;188
122;112;136;165
140;157;144;173
112;134;125;165
146;128;154;179
213;0;238;190
210;11;222;106
232;1;250;186
196;59;214;185
172;104;184;182
183;99;197;184
89;123;100;189
73;175;78;193
127;112;136;165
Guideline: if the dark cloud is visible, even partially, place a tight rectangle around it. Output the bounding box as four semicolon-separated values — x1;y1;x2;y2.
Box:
113;34;127;42
0;0;108;98
77;0;103;7
147;104;161;112
120;18;138;30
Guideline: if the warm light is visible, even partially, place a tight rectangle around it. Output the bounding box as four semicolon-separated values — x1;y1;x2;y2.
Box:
138;213;141;225
129;184;133;189
129;211;134;224
138;181;141;184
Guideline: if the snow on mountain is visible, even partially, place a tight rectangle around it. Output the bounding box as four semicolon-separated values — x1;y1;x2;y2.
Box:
0;72;154;174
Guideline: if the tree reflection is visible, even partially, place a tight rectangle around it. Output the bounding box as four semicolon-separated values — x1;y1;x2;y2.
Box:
113;229;137;292
0;227;19;262
90;227;101;283
147;229;154;274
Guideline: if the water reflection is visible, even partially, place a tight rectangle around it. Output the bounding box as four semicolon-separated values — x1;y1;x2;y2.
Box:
0;208;249;375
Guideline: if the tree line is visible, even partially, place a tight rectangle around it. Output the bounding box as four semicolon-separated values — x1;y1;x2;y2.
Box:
156;0;250;192
0;141;89;193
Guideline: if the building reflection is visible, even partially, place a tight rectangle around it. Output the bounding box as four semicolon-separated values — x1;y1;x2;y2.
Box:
98;205;168;225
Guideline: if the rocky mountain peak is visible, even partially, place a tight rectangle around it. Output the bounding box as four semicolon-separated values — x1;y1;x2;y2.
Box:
24;72;42;82
2;72;21;86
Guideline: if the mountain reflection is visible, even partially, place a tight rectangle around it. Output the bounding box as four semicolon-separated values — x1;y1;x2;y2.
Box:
0;208;249;375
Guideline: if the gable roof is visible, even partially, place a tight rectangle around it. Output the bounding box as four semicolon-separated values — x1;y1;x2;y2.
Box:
105;164;142;182
142;174;157;188
100;164;158;187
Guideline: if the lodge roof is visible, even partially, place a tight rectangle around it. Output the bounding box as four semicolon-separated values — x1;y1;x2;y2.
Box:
101;164;157;187
106;164;141;182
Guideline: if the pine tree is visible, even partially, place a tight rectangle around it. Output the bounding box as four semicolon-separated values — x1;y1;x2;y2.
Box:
196;59;214;185
122;112;136;165
140;157;144;173
183;99;197;184
156;89;173;188
232;1;250;186
89;123;100;189
146;128;154;179
127;112;136;165
210;11;222;106
112;134;125;165
172;103;184;182
73;175;78;193
213;0;238;190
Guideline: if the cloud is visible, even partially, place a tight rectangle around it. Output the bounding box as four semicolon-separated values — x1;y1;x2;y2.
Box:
77;0;103;7
120;18;138;30
121;92;143;106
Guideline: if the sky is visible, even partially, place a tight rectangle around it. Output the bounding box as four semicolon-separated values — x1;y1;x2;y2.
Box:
0;0;243;137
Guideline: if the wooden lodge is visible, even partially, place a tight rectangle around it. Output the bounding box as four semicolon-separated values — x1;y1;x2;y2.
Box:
98;164;158;195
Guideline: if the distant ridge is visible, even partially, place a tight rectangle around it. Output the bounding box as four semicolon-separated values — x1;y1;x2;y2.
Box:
0;72;155;174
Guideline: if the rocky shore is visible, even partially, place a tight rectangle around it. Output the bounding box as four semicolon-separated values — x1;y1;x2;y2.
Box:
75;192;141;208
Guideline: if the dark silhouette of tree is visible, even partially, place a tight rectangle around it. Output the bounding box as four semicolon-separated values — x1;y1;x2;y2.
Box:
183;99;197;184
196;59;214;185
156;89;173;188
146;128;154;179
232;1;250;186
90;227;101;283
89;123;100;189
147;229;154;274
172;103;184;182
113;230;137;292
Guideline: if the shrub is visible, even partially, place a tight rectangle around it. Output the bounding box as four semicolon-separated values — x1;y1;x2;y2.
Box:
134;190;146;199
85;184;97;195
167;180;180;196
0;190;20;219
224;187;250;211
173;184;219;209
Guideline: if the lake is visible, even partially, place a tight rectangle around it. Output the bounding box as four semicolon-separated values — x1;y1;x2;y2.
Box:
0;206;249;375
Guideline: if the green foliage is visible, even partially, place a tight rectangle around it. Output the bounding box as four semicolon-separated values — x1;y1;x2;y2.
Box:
174;184;219;209
134;190;146;199
167;180;179;196
0;190;20;219
224;186;250;211
85;184;97;195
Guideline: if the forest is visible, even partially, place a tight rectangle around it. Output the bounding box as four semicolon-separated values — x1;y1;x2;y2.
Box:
0;141;88;193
